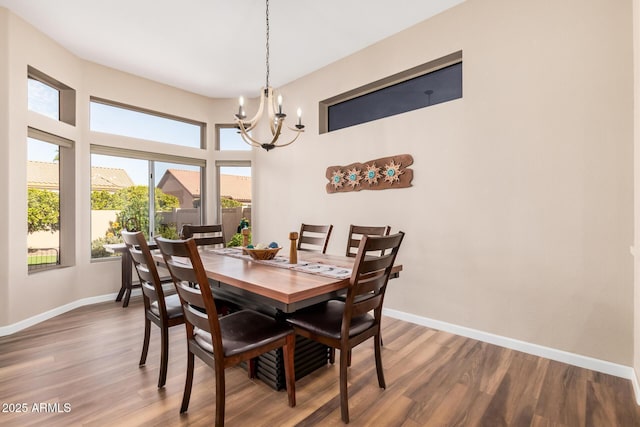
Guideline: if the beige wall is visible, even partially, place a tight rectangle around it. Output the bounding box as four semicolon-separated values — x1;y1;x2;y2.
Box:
0;8;252;325
253;0;635;364
0;0;637;370
0;9;10;325
634;0;640;392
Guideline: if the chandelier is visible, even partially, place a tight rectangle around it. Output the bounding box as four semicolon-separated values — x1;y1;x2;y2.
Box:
234;0;305;151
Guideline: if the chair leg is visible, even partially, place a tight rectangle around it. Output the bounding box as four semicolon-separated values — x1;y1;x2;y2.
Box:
158;325;169;388
248;358;256;379
215;365;226;427
180;352;195;413
282;334;296;407
339;346;350;423
374;334;386;389
139;318;151;366
329;347;335;364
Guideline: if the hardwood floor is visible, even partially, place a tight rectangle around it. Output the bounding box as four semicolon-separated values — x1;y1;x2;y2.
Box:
0;297;638;426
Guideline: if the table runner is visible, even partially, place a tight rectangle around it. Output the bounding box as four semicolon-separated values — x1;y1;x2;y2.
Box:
210;247;352;279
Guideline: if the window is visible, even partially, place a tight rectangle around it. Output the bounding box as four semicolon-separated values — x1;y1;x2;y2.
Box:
90;98;205;148
217;163;252;246
28;78;59;120
26;67;76;272
320;51;462;133
28;66;76;126
216;124;251;151
27;129;75;272
90;148;205;259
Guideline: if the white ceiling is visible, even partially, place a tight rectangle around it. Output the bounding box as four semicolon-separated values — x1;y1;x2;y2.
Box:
0;0;464;98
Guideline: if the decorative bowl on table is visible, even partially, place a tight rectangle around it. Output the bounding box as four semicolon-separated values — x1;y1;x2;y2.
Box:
242;243;281;260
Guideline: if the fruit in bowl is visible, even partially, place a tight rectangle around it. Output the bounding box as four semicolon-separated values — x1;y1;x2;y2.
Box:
243;243;281;260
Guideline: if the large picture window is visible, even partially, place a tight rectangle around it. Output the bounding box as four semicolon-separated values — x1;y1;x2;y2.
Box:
90;148;205;259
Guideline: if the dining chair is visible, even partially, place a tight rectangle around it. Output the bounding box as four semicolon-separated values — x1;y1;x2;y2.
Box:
155;236;296;427
341;224;392;354
297;223;333;253
180;224;225;248
345;225;391;257
121;231;184;389
287;231;405;423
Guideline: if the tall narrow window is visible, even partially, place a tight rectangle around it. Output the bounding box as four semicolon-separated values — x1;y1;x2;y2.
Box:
26;67;76;272
154;162;202;238
27;138;60;270
217;164;252;245
27;129;75;272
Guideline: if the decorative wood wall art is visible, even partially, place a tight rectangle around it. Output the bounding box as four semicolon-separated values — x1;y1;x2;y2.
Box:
326;154;413;194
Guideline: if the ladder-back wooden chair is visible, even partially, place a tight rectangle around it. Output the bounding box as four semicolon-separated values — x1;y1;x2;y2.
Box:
286;231;405;423
297;223;333;254
121;231;184;388
345;225;391;257
180;224;225;248
155;236;296;427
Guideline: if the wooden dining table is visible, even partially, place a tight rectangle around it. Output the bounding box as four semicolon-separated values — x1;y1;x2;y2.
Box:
154;246;402;390
156;248;403;315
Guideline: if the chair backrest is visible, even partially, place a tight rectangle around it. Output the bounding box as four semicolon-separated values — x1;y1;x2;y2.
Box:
121;231;167;312
297;223;333;254
345;225;391;258
343;231;405;333
155;237;224;360
180;224;225;248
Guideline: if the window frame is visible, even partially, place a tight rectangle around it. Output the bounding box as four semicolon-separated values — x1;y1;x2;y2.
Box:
89;145;207;260
27;127;76;273
319;50;463;133
90;97;207;149
28;66;76;126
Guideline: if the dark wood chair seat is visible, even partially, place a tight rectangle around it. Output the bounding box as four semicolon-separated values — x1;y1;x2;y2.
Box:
192;310;293;357
150;293;183;319
287;231;405;423
285;300;375;339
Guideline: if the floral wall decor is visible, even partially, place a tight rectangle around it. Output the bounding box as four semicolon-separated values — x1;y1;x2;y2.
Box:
325;154;413;193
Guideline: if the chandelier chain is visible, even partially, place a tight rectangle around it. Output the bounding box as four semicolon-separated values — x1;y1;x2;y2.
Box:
265;0;270;89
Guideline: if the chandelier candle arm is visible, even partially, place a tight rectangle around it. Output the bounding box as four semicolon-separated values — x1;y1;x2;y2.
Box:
232;0;305;151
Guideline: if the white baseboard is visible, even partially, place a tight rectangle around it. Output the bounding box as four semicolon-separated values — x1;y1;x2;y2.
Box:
632;370;640;406
0;289;141;337
383;307;636;382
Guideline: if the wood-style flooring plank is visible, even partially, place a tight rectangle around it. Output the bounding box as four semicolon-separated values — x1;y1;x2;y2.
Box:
0;297;639;426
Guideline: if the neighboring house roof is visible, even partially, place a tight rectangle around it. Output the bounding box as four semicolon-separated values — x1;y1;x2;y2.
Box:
91;166;135;191
220;174;251;203
157;169;252;203
27;161;134;192
159;169;201;198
